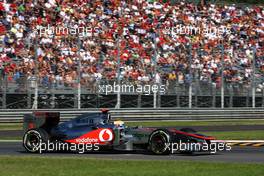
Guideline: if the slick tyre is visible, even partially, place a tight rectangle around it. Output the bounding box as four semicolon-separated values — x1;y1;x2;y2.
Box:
23;128;49;153
148;129;171;155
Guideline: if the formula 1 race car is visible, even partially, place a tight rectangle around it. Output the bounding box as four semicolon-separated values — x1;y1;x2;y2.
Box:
23;110;220;155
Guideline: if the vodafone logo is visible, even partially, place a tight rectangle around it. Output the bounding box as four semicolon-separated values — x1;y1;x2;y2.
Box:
99;129;113;142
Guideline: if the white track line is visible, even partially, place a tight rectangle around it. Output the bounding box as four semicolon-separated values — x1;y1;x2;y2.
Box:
0;140;21;142
211;140;264;143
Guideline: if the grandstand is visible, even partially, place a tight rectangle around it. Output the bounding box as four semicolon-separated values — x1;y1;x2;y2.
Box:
0;0;263;109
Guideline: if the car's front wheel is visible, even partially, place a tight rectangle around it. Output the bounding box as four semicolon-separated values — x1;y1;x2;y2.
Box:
148;129;171;155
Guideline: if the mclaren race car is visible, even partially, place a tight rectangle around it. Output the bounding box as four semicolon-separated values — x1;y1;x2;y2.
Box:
23;110;220;155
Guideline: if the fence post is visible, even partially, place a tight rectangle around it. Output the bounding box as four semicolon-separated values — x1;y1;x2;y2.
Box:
77;37;81;109
153;88;157;108
188;44;192;108
116;38;121;109
32;38;38;109
153;36;158;109
51;79;55;109
221;44;225;108
252;47;256;108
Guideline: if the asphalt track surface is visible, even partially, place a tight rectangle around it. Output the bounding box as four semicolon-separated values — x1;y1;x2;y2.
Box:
0;141;263;163
1;125;264;138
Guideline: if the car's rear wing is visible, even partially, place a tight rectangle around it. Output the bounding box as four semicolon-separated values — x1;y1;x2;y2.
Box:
23;112;60;133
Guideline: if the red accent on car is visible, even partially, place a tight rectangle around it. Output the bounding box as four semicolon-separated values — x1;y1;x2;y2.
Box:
101;108;109;113
169;129;216;140
28;122;35;129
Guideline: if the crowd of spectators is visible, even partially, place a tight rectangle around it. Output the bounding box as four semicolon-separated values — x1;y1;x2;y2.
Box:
0;0;263;94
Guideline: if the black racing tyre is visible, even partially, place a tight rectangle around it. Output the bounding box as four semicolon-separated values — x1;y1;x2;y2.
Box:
180;128;197;133
148;129;171;155
23;128;49;153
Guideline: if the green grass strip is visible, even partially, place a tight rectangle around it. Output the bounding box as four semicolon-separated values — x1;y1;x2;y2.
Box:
0;156;263;176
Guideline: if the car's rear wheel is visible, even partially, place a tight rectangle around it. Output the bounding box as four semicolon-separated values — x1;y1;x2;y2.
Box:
23;128;49;153
148;129;171;155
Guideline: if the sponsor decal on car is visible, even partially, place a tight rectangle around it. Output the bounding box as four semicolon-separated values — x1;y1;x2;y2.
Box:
65;128;114;144
99;129;113;142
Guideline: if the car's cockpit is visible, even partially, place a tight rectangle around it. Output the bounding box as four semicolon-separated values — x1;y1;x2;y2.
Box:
58;112;112;130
